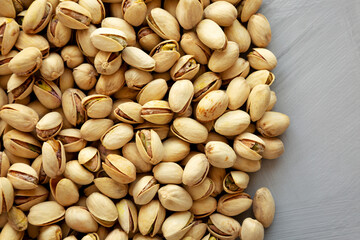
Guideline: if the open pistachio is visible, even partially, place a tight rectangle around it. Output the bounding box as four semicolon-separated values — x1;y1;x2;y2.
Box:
185;177;215;201
135;129;164;165
0;222;24;240
3;130;41;159
42;139;66;178
204;1;237;27
116;199;137;234
86;192;118;227
135;122;169;140
56;1;92;30
246;84;271;122
57;128;87;152
182;153;209;187
102;17;137;46
208;41;239;73
76;25;99;58
36;112;63;141
183;221;207;239
14;185;48;211
223;171;249;193
0;50;18;75
101;123;133;150
82;233;100;240
7;163;38;190
171;117;208;144
50;177;79;207
82;94;113;119
176;0;203;30
138;200;165;237
240;218;264;240
141;100;174;125
190;197;217;218
103;154;136;184
180;32;211;65
207;213;241;240
168;80;194;114
38;224;62;240
62;88;87;127
7;206;27;231
0;177;14;212
122;47;156;72
9;47;42;77
28;201;65;226
170;55;200;81
22;0;52;34
239;0;262;22
247;48;277;71
114;102;143;124
0;103;38;132
47;15;72;48
0;18;20;56
150;40;180;73
221;58;250;84
80;119;113;142
0;0;16;18
196;19;227;50
121;0;147;26
147;8;180;41
131;175;159;205
162;211;195;240
193;72;222;102
138;26;162;52
15;31;49;58
33;77;62;109
78;0;105;24
158;184;193;211
233;133;265;161
259;136;284;160
90;27;127;52
253;187;275;228
136;78;168;105
78;147;101;172
218;192;252;217
256;111;290;137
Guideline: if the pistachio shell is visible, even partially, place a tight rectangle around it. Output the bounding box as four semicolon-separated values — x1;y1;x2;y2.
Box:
233;133;265;161
204;1;237;27
147;8;180;41
102;154;136;184
0;103;38;132
78;0;105;24
90;27;127;52
86;192;118;227
256;111;290;137
176;0;203;30
65;206;98;233
247;13;271;47
9;47;42;77
50;177;79;206
171;117;208;144
170;55;200;81
224;19;251;53
33;78;62;110
138;26;162;52
0;177;14;212
78;147;101;172
232;155;261;173
136;79;168;105
76;24;99;57
95;66;126;96
259;136;284;159
28;201;65;226
185;177;215;201
47;15;72;48
125;68;153;90
218;192;252;215
253;187;275;228
226;77;250;110
190;197;217;218
193;72;222;102
240;218;264;240
122;0;147;26
40;53;64;81
205;141;236;168
182;153;209;187
0;50;18;75
196;19;227;50
135;129;164;165
23;0;52;34
101;123;134;150
36;112;63;141
152;162;183;184
57;128;87;152
114;102;144;124
0;18;20;56
122;142;153;173
138;200;165;237
131;175;159;205
196;90;229;122
116;199;137;234
102;17;137;46
82;94;113;118
162;137;190;163
150;40;180;73
15;32;49;57
220;58;250;84
246;84;271;122
247;48;277;71
207;213;240;240
122;47;155;72
162;211;195;240
141;100;174;125
3;130;41;159
168;80;194;114
56;1;92;30
239;0;262;22
158;184;193;211
94;177;128;199
80;119;113;141
94;51;122;76
180;32;211;65
14;185;48;212
208;41;239;73
214;110;250;136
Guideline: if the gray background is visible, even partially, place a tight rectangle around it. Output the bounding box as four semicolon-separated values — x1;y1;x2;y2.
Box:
243;0;360;239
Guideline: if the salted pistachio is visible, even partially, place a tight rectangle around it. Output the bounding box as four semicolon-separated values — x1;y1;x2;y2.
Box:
78;147;101;172
65;206;98;233
135;129;164;165
253;187;275;228
122;47;155;71
0;18;20;56
209;42;239;73
225;77;250;110
80;119;112;142
185;176;215;200
3;130;41;158
22;0;52;34
131;175;159;205
162;137;190;162
135;122;169;140
0;222;24;240
204;141;236;168
26;101;49;120
64;160;94;185
15;31;49;58
141;100;174;124
78;0;105;24
125;68;152;90
238;0;262;22
180;32;211;65
234;133;265;161
138;26;162;52
196;132;228;153
86;192;118;227
121;0;147;26
196;90;229;122
223;170;249;194
150;40;180;73
57;128;87;152
90;27;127;52
94;176;127;199
248;48;277;70
246;70;275;90
170;56;199;81
176;0;203;30
246;84;270;121
0;0;16;18
31;155;49;185
14;185;48;212
183;221;207;240
33;77;62;110
50;177;79;207
136;78;168;105
42;139;66;178
248;13;271;48
82;94;113;119
28;201;65;226
147;8;180;41
0;177;14;212
82;233;100;240
193;72;222;102
103;154;136;184
196;19;227;50
75;25;99;58
0;103;38;132
38;224;62;240
114;102;143;124
40;53;64;81
101;123;133;150
102;17;136;46
162;211;195;240
256;111;290;137
94;51;122;75
214;110;250;136
258;136;284;160
7;206;27;231
116;199;137;234
163;0;177;17
220;58;250;84
96;66;126;96
152;162;183;184
138;200;165;237
190;197;217;218
204;1;237;27
122;142;151;173
217;192;252;217
158;184;193;211
56;1;92;29
224;19;251;53
240;218;264;240
171;117;208;144
207;213;241;240
73;63;98;91
36;112;63;141
0;152;10;177
0;50;18;75
168;80;194;115
62;88;86;126
8;47;42;77
47;15;71;48
232;155;261;173
114;87;139;100
183;153;209;187
61;45;84;69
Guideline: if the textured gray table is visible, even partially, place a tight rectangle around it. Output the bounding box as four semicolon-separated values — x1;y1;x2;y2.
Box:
242;0;360;239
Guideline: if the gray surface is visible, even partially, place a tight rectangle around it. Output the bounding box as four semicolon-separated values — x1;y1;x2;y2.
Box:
244;0;360;239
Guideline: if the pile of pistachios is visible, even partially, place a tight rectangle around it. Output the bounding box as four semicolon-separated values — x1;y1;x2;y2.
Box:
0;0;290;239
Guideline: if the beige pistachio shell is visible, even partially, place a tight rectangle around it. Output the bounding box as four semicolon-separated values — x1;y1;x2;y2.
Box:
205;141;236;168
47;15;72;48
0;18;20;56
7;163;38;190
138;200;165;237
196;90;229;122
56;1;92;30
224;19;251;53
40;53;64;81
3;130;41;159
204;1;237;27
102;154;136;184
256;111;290;137
150;40;180;73
183;221;207;239
61;45;84;68
207;213;241;239
82;94;113;119
214;110;250;136
9;47;42;77
42;139;66;178
65;206;98;233
76;25;99;57
220;58;250;84
136;78;168;105
0;50;18;75
0;177;14;212
247;13;271;48
13;185;49;212
114;102;143;124
28;201;65;226
223;170;250;194
232;155;261;173
180;32;211;65
90;27;127;52
36;112;63;141
168;80;194;114
162;137;190;162
147;8;180;41
7;206;27;231
0;1;16;18
0;222;24;240
94;177;128;199
78;147;101;172
23;0;52;34
259;136;284;159
131;175;159;205
193;71;222;102
246;84;271;122
80;119;113;142
121;0;147;26
247;48;277;71
0;103;38;132
196;19;227;50
182;153;209;187
86;192;118;227
50;177;79;207
135;129;164;165
15;31;49;58
158;184;193;211
102;17;137;46
162;211;195;240
78;0;105;24
253;187;275;228
246;70;275;90
95;66;126;96
233;133;265;161
62;88;86;126
152;162;183;184
125;68;153;90
190;197;217;218
0;152;10;177
226;77;250;110
122;47;155;71
239;0;262;22
185;176;215;201
122;142;152;173
57;128;87;152
94;51;122;76
64;160;94;185
170;55;200;81
176;0;203;30
217;192;252;217
171;117;208;144
138;26;162;52
101;123;134;150
141;100;174;125
208;41;239;73
135;122;169;140
116;199;137;234
266;90;277;111
240;218;264;240
33;77;62;110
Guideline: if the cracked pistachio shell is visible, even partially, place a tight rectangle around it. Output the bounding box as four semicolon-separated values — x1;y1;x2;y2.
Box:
121;0;147;26
204;1;237;27
0;18;20;56
36;112;63;141
3;130;41;158
102;17;136;46
90;27;127;52
208;213;240;240
61;45;84;69
42;139;66;178
125;68;153;90
0;152;10;177
256;111;290;137
240;218;264;240
0;222;24;240
183;221;207;239
40;53;64;81
164;0;178;17
223;171;249;194
162;137;190;163
15;31;49;58
82;94;113;119
147;8;180;41
122;47;156;72
162;211;195;240
78;0;105;24
196;19;227;50
103;154;136;184
217;192;252;217
233;133;265;161
116;199;137;234
247;48;277;71
65;206;98;233
57;128;87;152
135;129;164;165
101;123;134;150
0;103;38;132
246;84;270;121
180;32;211;65
13;185;48;212
33;78;62;110
9;47;42;77
62;88;87;126
0;177;14;212
82;233;100;240
134;122;169;140
190;197;217;218
47;15;72;48
239;0;262;22
114;86;139;100
0;0;16;18
56;1;92;30
170;55;200;81
28;201;65;226
138;200;165;237
196;132;228;153
31;155;49;185
114;102;143;124
73;63;97;90
94;51;122;76
224;19;251;53
193;72;222;102
220;58;250;84
7;206;27;231
205;141;236;168
0;50;18;75
136;78;168;105
176;0;203;30
248;13;271;47
196;90;229;122
76;25;99;57
226;77;250;110
141;100;174;125
94;177;128;199
96;65;126;96
4;149;30;165
169;80;194;114
182;153;209;187
138;26;162;52
232;155;261;172
153;162;183;184
6;73;34;102
49;177;79;207
131;175;159;205
253;187;275;228
246;70;275;90
150;40;180;73
78;147;101;172
23;0;52;34
158;184;193;211
86;192;118;227
80;119;113;141
208;41;239;73
123;142;152;173
214;110;250;136
259;136;284;159
171;117;208;144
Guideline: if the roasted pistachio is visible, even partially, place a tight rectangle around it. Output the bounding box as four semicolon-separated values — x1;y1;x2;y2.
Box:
102;17;137;46
138;200;165;237
101;123;134;150
121;0;147;26
182;153;209;187
90;27;127;52
204;1;237;27
36;112;63;141
147;8;180;41
247;48;277;71
22;0;52;34
253;187;275;228
40;53;64;81
190;197;217;218
3;130;41;159
86;192;118;227
56;1;92;29
49;177;79;207
240;218;264;240
33;77;62;110
162;137;190;162
0;222;24;240
95;66;126;96
0;177;14;212
196;19;227;50
176;0;203;30
220;58;250;84
42;139;66;178
0;17;20;56
171;117;208;144
102;154;136;184
114;102;143;124
0;50;18;75
233;133;265;161
138;26;162;52
239;0;262;22
94;51;122;76
0;103;38;132
150;40;180;73
78;0;105;24
224;19;251;53
162;211;195;240
136;78;168;105
15;31;49;57
47;15;72;48
57;128;87;152
62;88;87;127
61;45;84;69
122;47;155;71
7;206;27;231
193;72;222;102
9;47;42;77
246;84;271;121
207;213;241;240
256;111;290;137
27;201;65;226
158;184;193;211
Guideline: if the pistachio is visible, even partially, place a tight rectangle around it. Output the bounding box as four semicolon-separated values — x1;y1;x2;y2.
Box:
114;102;144;124
125;68;153;90
122;47;155;72
23;0;52;34
247;48;277;71
135;129;164;165
220;58;250;84
214;110;250;136
65;206;98;233
208;41;239;73
0;1;16;18
247;13;271;48
0;222;24;240
40;53;64;81
86;192;118;227
14;185;48;211
0;152;10;177
204;1;237;27
131;175;159;205
56;1;92;29
96;66;126;96
42;139;66;178
78;147;101;172
57;128;87;152
47;15;72;48
162;137;190;162
204;141;236;168
101;123;134;150
183;153;209;187
233;133;265;161
82;233;100;240
7;163;38;190
90;27;127;52
105;228;128;240
94;51;122;76
256;111;290;137
196;90;229;122
171;117;208;144
180;32;211;65
76;24;99;57
3;130;41;159
196;19;227;50
152;162;183;184
163;0;178;17
138;26;162;52
73;63;98;90
116;199;137;234
138;200;165;237
183;221;207;239
170;55;200;81
36;112;63;141
102;17;137;46
224;77;250;109
121;0;147;26
141;100;174;125
240;218;264;240
136;78;168;105
158;184;193;211
232;155;261;172
0;177;14;212
150;40;180;73
122;142;152;173
82;94;113;119
0;18;20;56
185;177;215;201
33;77;62;109
103;154;136;184
28;201;65;226
9;47;42;77
61;45;84;68
62;88;87;127
207;213;241;240
147;8;180;41
64;160;94;185
168;80;194;115
15;31;49;58
7;206;27;231
162;211;195;240
239;0;262;22
176;0;203;30
49;176;79;207
193;72;222;102
190;197;217;218
246;84;271;121
0;50;18;75
38;224;62;240
0;103;38;132
253;187;275;228
78;0;105;24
